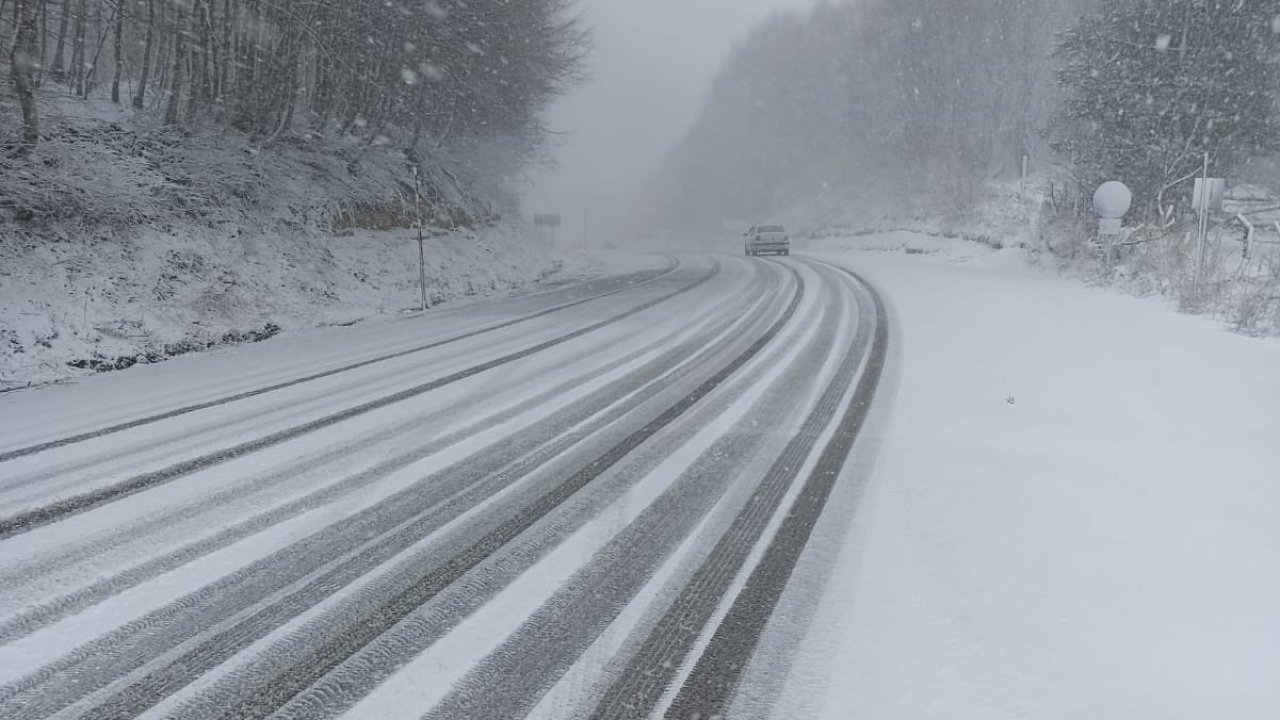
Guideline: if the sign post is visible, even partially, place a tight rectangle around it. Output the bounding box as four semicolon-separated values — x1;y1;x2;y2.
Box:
1191;157;1225;289
413;167;428;312
534;213;562;247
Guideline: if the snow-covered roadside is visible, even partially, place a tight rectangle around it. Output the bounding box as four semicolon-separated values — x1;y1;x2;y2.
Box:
0;223;582;387
792;234;1280;719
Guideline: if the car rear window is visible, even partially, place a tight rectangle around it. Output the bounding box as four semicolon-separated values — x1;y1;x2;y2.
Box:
758;225;784;233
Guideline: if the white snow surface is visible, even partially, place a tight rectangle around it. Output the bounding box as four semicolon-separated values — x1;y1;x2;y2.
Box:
0;221;635;387
784;233;1280;720
2;228;1276;718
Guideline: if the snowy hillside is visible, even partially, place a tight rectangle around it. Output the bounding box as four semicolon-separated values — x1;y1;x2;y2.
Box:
2;0;589;389
0;94;570;388
0;220;567;388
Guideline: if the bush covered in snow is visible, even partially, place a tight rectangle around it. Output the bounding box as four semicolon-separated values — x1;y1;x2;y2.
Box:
800;177;1280;338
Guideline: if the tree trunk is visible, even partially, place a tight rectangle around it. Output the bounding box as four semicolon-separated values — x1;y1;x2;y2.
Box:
132;0;153;108
198;0;212;107
0;0;8;55
185;0;206;122
110;0;123;102
84;0;114;98
81;0;102;97
70;0;85;94
50;0;70;82
164;1;186;124
209;0;222;101
153;0;168;98
219;0;232;102
37;0;48;84
10;0;42;154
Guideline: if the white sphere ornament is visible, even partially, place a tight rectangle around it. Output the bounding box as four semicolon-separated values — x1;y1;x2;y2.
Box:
1093;181;1133;219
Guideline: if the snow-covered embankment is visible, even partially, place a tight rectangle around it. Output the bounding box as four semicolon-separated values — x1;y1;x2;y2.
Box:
780;233;1280;720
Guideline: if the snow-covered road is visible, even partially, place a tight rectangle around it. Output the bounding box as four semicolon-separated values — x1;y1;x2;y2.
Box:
0;253;891;719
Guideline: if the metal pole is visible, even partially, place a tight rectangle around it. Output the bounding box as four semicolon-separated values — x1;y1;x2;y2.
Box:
1195;152;1209;292
418;233;427;311
414;167;427;312
1236;213;1254;261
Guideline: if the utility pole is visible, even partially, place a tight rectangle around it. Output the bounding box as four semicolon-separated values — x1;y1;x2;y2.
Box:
413;167;428;312
1195;152;1209;294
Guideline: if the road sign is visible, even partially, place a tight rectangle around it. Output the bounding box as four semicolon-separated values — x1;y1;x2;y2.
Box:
1192;178;1225;215
534;213;562;228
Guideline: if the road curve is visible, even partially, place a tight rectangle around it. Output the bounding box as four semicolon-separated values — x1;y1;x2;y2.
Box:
0;253;890;720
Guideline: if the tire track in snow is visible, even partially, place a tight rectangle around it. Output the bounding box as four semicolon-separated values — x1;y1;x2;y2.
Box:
0;262;687;505
0;277;745;644
418;269;852;720
662;264;889;719
170;267;807;720
587;265;886;720
0;260;678;465
0;263;772;630
0;260;715;541
227;262;825;720
0;263;789;720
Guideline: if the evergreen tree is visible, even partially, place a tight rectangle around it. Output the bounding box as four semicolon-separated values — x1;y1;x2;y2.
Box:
1052;0;1280;218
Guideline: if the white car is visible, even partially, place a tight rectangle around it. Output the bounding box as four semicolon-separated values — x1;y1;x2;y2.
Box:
743;225;790;256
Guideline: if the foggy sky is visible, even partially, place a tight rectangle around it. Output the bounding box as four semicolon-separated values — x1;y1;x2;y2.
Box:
525;0;822;244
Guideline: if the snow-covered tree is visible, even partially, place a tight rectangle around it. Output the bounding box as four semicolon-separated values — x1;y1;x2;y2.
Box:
646;0;1092;229
3;0;586;163
1052;0;1280;218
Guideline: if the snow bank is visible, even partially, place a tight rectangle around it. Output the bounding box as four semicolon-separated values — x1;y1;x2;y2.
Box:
786;235;1280;720
0;223;563;387
793;177;1280;336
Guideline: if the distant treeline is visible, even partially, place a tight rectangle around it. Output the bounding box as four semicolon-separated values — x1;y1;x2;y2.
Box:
650;0;1278;227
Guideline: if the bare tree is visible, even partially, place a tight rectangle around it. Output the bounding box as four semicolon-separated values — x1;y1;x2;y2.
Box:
163;0;186;125
9;0;42;153
110;0;123;102
7;0;587;195
132;0;153;108
49;0;70;82
69;0;85;95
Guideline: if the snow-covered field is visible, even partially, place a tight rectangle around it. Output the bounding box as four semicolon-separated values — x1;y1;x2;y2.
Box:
775;232;1280;720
